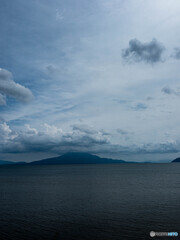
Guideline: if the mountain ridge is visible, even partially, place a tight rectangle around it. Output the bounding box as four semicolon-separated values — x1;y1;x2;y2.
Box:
29;152;126;165
0;152;176;165
172;157;180;163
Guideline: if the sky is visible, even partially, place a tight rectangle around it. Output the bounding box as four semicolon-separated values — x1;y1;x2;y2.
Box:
1;0;180;162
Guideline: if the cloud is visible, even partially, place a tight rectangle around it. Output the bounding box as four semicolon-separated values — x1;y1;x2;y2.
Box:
0;93;6;105
25;124;38;135
136;141;180;154
0;122;17;143
134;103;147;110
72;124;97;134
45;64;58;76
0;68;33;104
122;38;165;64
162;86;173;95
55;8;65;21
171;48;180;59
0;123;110;154
146;96;153;101
1;122;180;161
162;86;180;96
0;122;12;138
129;102;148;111
117;129;128;135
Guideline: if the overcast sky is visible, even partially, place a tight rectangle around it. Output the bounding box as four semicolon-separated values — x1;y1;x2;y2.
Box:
1;0;180;162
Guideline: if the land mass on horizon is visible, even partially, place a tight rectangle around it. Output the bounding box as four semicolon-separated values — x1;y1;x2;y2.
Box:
172;157;180;163
0;152;126;165
29;152;126;165
0;152;178;165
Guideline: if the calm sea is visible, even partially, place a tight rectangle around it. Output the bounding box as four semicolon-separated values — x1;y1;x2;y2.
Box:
0;163;179;240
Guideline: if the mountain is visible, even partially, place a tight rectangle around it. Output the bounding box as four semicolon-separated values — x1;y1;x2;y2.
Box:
172;157;180;163
30;152;126;165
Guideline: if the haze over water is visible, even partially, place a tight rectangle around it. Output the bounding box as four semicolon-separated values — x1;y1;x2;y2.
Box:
0;163;179;240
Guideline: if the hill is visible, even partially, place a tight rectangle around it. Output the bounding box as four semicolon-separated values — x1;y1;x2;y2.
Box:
30;152;126;165
172;157;180;163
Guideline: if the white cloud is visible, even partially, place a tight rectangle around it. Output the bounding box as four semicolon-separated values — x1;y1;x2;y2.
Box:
25;124;38;135
0;68;33;104
0;122;109;154
0;122;17;143
0;122;12;136
44;123;63;137
0;122;179;160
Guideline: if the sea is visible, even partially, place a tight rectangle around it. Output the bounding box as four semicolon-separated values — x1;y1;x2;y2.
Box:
0;163;179;240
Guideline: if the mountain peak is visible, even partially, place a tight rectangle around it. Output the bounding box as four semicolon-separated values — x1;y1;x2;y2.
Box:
30;152;125;165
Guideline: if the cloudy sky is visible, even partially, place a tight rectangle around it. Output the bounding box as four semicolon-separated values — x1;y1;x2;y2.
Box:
1;0;180;162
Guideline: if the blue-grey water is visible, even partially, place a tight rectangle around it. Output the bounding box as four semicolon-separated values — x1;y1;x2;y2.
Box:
0;163;179;240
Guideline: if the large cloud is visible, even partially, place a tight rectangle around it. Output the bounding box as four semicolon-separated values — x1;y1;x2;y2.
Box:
0;123;110;154
0;68;33;104
122;38;165;64
0;123;180;160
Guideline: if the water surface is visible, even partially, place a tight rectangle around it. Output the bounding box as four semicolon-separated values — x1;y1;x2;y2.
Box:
0;163;179;240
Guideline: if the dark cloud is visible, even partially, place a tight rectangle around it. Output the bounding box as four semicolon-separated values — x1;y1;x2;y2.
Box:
162;86;180;96
162;86;173;95
0;68;33;104
122;38;165;63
